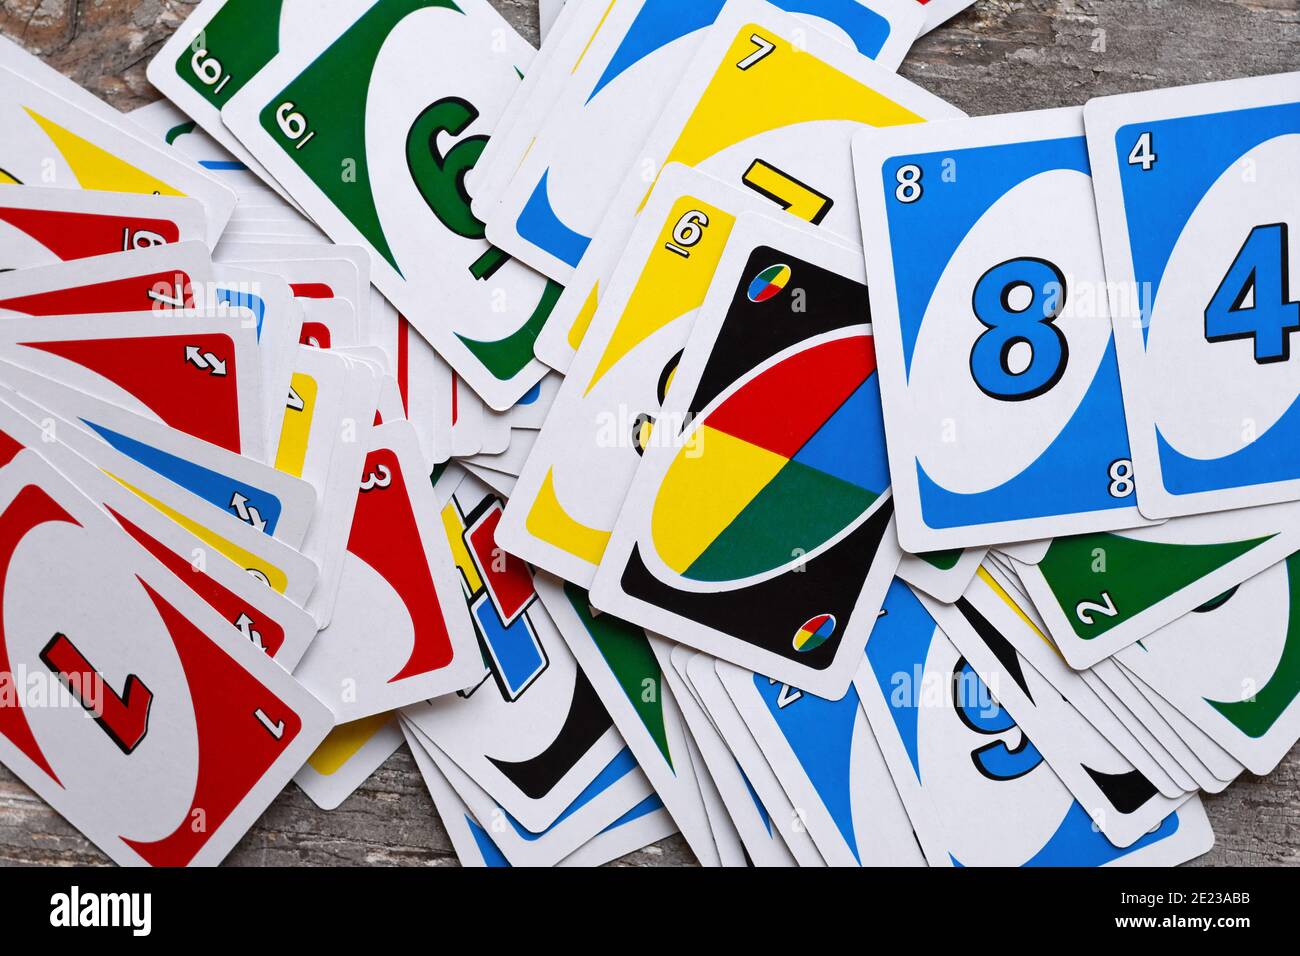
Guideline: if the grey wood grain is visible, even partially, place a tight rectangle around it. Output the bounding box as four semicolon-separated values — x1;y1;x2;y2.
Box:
0;0;1296;866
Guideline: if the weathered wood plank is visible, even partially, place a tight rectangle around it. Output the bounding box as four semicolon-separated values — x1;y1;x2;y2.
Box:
0;0;1296;866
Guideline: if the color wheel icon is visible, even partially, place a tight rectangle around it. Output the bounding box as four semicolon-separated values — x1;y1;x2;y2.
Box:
647;330;890;587
747;263;792;303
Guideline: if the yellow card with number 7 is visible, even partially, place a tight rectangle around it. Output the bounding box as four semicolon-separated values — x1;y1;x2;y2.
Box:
533;0;963;372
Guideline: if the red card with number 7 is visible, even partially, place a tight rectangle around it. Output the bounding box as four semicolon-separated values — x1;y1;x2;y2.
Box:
0;441;330;866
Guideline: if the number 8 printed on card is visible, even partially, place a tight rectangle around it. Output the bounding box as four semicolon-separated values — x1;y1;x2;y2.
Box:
854;107;1149;553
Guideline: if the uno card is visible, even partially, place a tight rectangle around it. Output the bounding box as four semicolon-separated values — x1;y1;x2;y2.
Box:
0;185;207;270
467;0;606;217
855;578;1215;867
295;714;404;810
1086;72;1300;518
854;107;1150;552
661;644;795;867
410;720;662;867
0;394;318;671
2;388;321;610
211;264;306;453
535;573;719;865
127;98;273;204
487;0;922;284
683;651;827;866
0;359;315;547
214;241;371;329
0;53;234;244
1087;659;1237;793
591;217;901;698
0;242;213;317
0;311;264;462
717;658;924;867
974;560;1191;799
1013;501;1300;669
404;722;673;868
0;443;330;866
293;420;481;721
896;548;987;603
533;0;960;372
404;468;629;832
146;0;371;197
1118;662;1244;784
927;568;1190;848
222;0;557;410
1116;551;1300;776
499;166;822;585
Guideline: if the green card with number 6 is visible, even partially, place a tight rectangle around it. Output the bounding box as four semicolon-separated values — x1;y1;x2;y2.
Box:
220;0;559;410
147;0;370;198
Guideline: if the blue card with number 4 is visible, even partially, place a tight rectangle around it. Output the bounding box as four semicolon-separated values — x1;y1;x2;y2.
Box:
1086;72;1300;520
854;107;1149;554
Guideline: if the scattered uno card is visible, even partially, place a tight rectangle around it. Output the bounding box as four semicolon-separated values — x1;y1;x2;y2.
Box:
222;0;557;410
535;0;960;372
0;185;207;269
0;437;331;866
487;0;921;286
1087;72;1300;519
6;0;1298;871
855;108;1150;552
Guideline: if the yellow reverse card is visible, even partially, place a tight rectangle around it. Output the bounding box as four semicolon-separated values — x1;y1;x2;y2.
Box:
532;0;963;371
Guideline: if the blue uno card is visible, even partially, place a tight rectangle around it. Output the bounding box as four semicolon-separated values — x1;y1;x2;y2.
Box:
718;656;924;867
1086;73;1300;519
855;107;1148;554
856;578;1214;866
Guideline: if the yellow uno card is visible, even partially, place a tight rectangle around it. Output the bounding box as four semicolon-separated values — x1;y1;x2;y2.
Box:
497;165;840;585
533;0;963;371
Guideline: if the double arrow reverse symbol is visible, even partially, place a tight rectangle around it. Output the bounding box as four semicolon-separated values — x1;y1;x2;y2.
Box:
230;492;267;532
185;344;227;376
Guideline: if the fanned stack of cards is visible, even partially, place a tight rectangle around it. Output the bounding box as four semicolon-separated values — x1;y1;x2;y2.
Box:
0;0;1293;868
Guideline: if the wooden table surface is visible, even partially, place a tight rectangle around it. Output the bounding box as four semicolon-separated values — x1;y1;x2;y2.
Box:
0;0;1298;867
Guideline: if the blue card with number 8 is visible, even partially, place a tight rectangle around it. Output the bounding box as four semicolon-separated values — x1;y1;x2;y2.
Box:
853;107;1150;553
1086;72;1300;520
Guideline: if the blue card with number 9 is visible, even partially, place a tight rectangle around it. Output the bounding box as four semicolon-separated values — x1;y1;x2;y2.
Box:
854;107;1149;553
1086;72;1300;520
